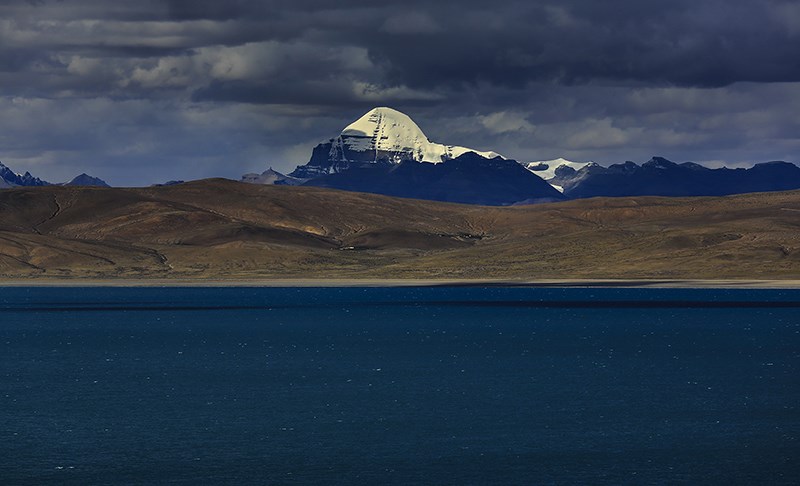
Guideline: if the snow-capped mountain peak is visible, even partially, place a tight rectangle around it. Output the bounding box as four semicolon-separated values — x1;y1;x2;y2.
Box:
341;107;424;138
0;161;50;187
289;107;505;179
332;107;502;165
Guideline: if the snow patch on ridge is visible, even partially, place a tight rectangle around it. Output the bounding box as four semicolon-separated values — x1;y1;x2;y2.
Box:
524;158;593;179
524;158;595;192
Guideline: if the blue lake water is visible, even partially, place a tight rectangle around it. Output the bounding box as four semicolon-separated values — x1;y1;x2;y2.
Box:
1;286;799;484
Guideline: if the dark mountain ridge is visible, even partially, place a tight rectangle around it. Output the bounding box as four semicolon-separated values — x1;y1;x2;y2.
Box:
557;156;800;198
64;173;111;188
0;161;108;188
0;161;49;187
303;152;565;205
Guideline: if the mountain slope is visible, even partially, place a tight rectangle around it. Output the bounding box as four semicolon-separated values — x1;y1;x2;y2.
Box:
0;179;799;280
241;168;302;186
64;173;110;187
303;152;564;205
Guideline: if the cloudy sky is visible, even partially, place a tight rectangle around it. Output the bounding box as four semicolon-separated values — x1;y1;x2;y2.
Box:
1;0;799;186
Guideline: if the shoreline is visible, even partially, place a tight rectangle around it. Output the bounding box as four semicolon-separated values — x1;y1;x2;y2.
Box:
2;278;800;288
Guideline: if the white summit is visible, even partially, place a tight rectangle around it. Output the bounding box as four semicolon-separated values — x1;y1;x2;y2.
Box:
332;107;502;164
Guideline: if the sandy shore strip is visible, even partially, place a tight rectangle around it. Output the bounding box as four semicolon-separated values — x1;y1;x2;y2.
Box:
2;278;800;288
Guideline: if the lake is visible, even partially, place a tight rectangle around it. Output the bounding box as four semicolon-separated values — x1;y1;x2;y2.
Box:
1;286;798;484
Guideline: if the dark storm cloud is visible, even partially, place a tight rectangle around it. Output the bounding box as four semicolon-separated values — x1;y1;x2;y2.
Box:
351;0;800;89
204;0;800;88
2;1;795;91
1;0;799;185
8;0;800;89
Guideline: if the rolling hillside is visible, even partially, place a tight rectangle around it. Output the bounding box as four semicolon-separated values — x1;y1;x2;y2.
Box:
1;179;799;280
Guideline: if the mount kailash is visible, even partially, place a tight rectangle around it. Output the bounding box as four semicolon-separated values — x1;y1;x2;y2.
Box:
247;107;564;205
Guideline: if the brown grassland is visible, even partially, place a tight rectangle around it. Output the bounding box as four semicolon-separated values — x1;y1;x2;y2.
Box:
0;179;799;281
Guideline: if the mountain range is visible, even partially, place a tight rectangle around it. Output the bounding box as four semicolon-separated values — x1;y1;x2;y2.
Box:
542;157;800;198
0;162;49;188
0;161;109;188
2;107;798;204
243;107;800;205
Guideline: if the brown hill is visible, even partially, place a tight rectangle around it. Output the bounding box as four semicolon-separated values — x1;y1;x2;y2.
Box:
1;179;799;280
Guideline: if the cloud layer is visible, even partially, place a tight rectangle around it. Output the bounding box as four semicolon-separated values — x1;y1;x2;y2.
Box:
1;0;799;184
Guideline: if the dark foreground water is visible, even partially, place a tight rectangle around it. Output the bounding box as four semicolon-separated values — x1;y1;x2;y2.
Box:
1;287;799;485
